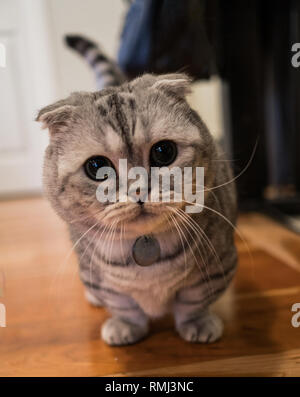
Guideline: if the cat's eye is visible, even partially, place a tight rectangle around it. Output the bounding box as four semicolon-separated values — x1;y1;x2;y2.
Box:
84;156;114;181
150;140;177;167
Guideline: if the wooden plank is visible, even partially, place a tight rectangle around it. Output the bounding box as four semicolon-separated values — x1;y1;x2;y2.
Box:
238;213;300;273
109;349;300;377
1;198;300;376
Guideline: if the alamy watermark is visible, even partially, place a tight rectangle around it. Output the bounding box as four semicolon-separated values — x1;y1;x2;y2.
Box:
0;271;6;327
95;159;205;213
291;303;300;328
291;43;300;68
0;303;6;328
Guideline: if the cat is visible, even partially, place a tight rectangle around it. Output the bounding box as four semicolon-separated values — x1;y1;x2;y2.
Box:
36;36;237;346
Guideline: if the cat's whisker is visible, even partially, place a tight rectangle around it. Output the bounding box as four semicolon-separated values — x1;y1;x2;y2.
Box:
86;222;109;287
188;138;258;194
100;219;117;272
177;207;220;263
120;221;126;265
70;222;103;282
49;220;101;301
184;200;254;268
168;207;214;297
167;214;187;276
88;227;103;290
173;210;214;295
68;200;105;224
206;189;222;211
69;210;100;225
176;207;226;289
108;220;119;265
89;220;114;290
102;220;116;261
172;207;211;268
166;213;188;287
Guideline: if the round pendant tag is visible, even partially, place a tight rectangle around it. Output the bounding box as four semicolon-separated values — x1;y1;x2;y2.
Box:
132;235;160;267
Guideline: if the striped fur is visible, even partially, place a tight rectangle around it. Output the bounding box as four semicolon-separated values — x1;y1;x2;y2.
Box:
37;73;237;346
65;35;127;89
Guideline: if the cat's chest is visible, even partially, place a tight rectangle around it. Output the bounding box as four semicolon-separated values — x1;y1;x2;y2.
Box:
96;233;194;291
77;227;197;315
100;259;196;317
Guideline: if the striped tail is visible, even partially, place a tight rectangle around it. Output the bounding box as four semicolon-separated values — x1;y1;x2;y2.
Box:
65;35;127;90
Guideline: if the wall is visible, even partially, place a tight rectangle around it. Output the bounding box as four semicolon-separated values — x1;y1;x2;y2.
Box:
49;0;127;96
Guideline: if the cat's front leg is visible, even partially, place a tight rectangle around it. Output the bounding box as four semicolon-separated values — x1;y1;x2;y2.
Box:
85;289;103;307
173;285;224;343
99;288;149;346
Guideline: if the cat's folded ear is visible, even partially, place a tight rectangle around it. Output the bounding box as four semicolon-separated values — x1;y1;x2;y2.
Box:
151;73;192;97
133;73;192;98
35;98;77;133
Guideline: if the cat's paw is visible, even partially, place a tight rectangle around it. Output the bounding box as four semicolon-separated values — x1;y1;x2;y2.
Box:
85;289;103;307
177;312;223;343
101;317;149;346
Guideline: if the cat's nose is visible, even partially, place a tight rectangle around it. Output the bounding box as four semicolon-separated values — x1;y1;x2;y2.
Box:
128;186;148;204
137;189;148;204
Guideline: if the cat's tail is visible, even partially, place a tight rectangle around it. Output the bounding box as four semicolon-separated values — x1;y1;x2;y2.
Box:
65;34;127;90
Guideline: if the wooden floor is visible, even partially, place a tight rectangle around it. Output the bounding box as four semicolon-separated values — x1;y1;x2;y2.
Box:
1;197;300;376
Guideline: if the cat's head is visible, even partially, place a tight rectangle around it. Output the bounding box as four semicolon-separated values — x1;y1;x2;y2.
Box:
37;73;216;237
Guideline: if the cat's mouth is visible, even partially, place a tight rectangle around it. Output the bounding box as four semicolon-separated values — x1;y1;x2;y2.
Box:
119;204;156;223
96;199;183;236
98;201;173;234
132;207;156;222
125;209;167;234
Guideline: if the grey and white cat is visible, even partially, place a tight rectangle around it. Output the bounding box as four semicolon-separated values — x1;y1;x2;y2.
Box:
36;36;237;346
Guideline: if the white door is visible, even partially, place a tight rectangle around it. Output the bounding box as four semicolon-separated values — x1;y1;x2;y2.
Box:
0;0;126;196
0;0;58;195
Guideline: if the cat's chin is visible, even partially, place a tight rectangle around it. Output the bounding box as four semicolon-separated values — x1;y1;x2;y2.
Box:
123;212;170;235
